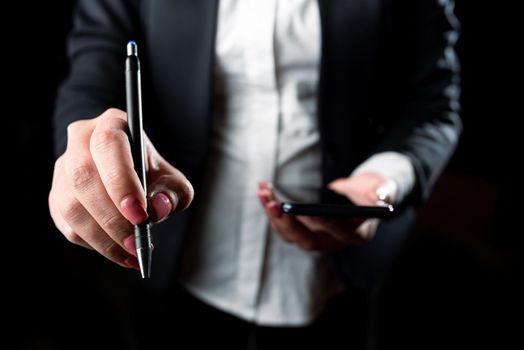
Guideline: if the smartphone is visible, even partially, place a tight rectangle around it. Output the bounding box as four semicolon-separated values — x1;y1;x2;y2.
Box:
280;202;394;218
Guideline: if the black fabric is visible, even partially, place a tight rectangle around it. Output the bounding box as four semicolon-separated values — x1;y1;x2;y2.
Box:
132;284;369;350
53;0;462;291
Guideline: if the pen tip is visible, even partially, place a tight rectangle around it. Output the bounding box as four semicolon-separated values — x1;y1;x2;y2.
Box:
127;41;138;56
137;247;152;279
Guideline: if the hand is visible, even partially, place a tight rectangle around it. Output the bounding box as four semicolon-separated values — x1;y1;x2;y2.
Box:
49;108;194;269
257;173;396;251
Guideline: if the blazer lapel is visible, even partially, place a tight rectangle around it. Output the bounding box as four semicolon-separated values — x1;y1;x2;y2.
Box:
317;0;382;114
146;0;219;174
317;0;383;199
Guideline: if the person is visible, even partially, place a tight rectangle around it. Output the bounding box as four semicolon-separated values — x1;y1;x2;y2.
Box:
49;0;461;348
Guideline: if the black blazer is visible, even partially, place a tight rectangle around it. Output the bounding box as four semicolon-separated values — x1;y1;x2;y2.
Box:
54;0;461;290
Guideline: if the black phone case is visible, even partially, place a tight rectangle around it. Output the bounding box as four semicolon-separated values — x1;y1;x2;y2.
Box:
280;202;394;218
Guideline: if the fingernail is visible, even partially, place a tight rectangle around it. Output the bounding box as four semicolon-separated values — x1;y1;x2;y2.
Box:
148;192;173;223
258;191;268;205
123;236;136;256
120;196;148;225
124;256;140;270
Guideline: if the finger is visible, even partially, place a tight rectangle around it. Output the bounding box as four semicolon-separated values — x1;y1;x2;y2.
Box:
89;108;149;224
147;171;194;223
328;177;374;205
257;181;278;209
297;216;365;245
146;140;194;220
257;183;313;246
59;197;138;269
264;201;318;250
257;190;290;242
263;200;327;250
258;181;269;191
312;216;376;244
49;156;93;250
257;192;347;250
256;185;302;243
65;117;137;254
49;203;92;250
327;178;350;194
267;204;348;250
355;218;380;242
257;182;346;250
258;181;276;200
257;188;272;207
328;173;396;206
53;159;135;267
51;154;137;266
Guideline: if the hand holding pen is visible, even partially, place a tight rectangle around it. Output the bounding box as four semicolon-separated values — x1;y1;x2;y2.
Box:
48;43;193;275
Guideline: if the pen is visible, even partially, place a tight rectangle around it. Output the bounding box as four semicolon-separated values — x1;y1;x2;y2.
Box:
125;41;152;279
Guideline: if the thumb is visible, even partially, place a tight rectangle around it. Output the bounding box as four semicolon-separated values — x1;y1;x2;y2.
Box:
327;173;395;206
327;178;350;195
147;171;194;223
145;140;194;223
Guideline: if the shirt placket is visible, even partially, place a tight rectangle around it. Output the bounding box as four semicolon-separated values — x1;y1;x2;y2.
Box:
235;0;279;316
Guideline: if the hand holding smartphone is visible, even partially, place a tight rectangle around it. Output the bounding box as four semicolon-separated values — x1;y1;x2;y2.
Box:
280;202;394;218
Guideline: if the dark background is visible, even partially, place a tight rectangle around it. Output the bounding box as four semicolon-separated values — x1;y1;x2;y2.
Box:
6;1;522;348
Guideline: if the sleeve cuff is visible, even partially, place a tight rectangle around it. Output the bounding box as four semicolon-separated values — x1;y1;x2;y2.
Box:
351;152;416;205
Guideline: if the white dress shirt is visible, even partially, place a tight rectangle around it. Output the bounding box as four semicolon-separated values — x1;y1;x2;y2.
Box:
178;0;415;326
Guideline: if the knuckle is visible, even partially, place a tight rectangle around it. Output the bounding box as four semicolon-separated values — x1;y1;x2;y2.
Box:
182;179;195;203
53;155;64;172
91;128;117;152
66;120;84;136
66;119;92;141
50;159;65;195
102;107;125;119
99;213;128;235
48;195;62;226
63;231;83;246
173;178;194;212
60;199;85;223
104;167;124;190
91;123;128;153
99;239;124;260
69;160;97;191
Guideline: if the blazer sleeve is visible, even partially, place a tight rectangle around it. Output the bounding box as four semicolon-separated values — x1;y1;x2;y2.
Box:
375;0;462;201
52;0;141;156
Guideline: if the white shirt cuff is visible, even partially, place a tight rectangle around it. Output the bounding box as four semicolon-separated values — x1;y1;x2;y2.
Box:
351;152;416;205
